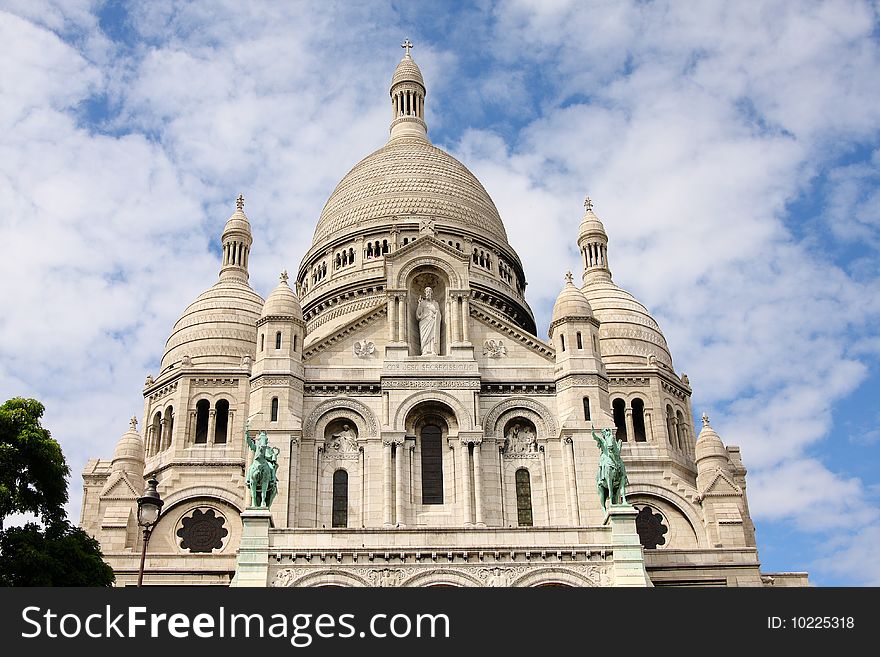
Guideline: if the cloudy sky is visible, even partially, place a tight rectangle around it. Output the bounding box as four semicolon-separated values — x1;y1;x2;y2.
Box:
1;0;878;585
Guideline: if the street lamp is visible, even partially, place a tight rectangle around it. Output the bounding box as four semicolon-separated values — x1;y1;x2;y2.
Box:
136;477;164;587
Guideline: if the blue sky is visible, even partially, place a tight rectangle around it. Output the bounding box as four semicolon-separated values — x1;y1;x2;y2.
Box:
1;1;878;585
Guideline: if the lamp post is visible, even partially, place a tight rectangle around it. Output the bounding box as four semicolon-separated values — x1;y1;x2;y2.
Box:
136;477;164;587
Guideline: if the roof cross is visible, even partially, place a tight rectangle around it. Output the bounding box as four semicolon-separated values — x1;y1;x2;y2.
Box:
236;194;245;211
280;270;289;284
584;196;593;211
401;38;413;56
565;271;574;285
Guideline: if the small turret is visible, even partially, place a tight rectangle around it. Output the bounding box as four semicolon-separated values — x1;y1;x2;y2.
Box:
111;416;145;482
389;39;428;141
219;195;254;283
578;197;611;285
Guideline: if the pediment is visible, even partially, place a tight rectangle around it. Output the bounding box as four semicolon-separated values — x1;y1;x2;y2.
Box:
303;303;387;361
471;302;556;362
701;469;743;497
100;471;140;499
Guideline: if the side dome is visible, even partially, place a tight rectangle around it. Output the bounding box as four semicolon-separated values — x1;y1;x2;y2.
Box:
550;272;593;334
582;280;673;368
161;279;264;371
311;137;509;246
111;417;144;475
262;271;301;318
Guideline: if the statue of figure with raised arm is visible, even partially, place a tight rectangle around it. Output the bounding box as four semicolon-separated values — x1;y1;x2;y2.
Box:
245;420;279;508
416;286;441;355
592;425;629;510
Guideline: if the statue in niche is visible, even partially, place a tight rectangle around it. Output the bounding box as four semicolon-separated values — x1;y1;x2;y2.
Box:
416;286;441;355
504;422;538;454
327;424;358;453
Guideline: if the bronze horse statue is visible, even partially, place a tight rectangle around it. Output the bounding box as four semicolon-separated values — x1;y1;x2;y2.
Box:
245;422;279;508
592;426;629;510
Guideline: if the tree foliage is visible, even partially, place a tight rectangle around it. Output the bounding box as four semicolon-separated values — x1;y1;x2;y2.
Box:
0;520;114;586
0;397;69;525
0;397;114;586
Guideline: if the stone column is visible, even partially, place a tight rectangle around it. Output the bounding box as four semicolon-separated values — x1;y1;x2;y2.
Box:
461;295;470;343
473;441;484;526
645;410;654;442
564;436;580;525
398;295;407;343
461;441;474;526
388;295;397;342
288;437;300;528
394;441;405;526
208;409;217;445
498;447;506;525
159;418;168;451
451;294;460;343
383;440;393;526
625;408;635;444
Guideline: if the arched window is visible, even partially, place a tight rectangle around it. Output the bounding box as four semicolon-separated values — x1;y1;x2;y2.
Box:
612;398;628;441
348;247;354;263
260;334;265;352
195;400;210;444
163;406;174;450
632;398;647;442
515;468;533;527
152;411;162;453
676;410;686;450
473;249;478;263
367;243;373;258
214;399;229;444
666;404;676;447
275;331;282;350
270;397;279;422
576;331;583;349
560;334;566;351
582;397;591;421
421;425;444;505
332;469;349;528
382;239;389;254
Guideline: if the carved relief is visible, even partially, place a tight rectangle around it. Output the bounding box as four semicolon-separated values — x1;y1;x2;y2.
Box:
503;421;538;454
478;566;526;586
325;423;359;453
483;339;507;358
305;398;379;437
353;340;375;359
483;398;558;438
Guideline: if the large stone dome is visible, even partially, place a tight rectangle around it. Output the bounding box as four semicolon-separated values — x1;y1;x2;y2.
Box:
311;136;509;247
160;279;264;372
582;280;673;368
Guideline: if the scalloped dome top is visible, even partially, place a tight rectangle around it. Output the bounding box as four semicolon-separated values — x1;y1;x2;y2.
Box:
311;136;509;246
161;279;264;371
392;54;424;88
582;280;673;367
112;424;144;473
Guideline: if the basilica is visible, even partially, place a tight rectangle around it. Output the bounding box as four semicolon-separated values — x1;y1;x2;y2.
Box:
80;45;808;587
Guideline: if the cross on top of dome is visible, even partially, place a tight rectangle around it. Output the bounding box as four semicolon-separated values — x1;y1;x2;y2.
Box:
280;270;289;284
130;416;138;431
584;196;593;211
565;271;574;285
402;38;413;56
702;412;711;427
236;194;245;211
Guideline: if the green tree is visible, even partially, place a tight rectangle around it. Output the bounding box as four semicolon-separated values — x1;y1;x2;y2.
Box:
0;397;114;586
0;397;69;527
0;520;115;586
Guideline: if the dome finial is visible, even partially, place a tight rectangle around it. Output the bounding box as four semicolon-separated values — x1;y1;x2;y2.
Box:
402;38;413;57
236;194;245;211
584;196;593;211
564;271;574;285
130;416;138;431
701;412;711;427
280;270;289;284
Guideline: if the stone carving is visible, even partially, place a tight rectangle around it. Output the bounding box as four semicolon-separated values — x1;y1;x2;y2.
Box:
483;339;507;358
503;422;538;454
326;424;358;453
419;217;436;236
483;398;558;439
592;426;629;510
368;568;405;587
144;374;154;387
478;566;526;586
245;421;279;508
416;286;441;355
181;354;192;367
353;340;375;359
305;398;379;437
241;354;252;370
176;508;228;553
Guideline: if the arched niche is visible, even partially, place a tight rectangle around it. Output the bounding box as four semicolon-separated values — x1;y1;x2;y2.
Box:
407;265;448;356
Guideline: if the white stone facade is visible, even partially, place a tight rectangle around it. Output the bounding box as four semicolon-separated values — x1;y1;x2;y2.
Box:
80;47;808;588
